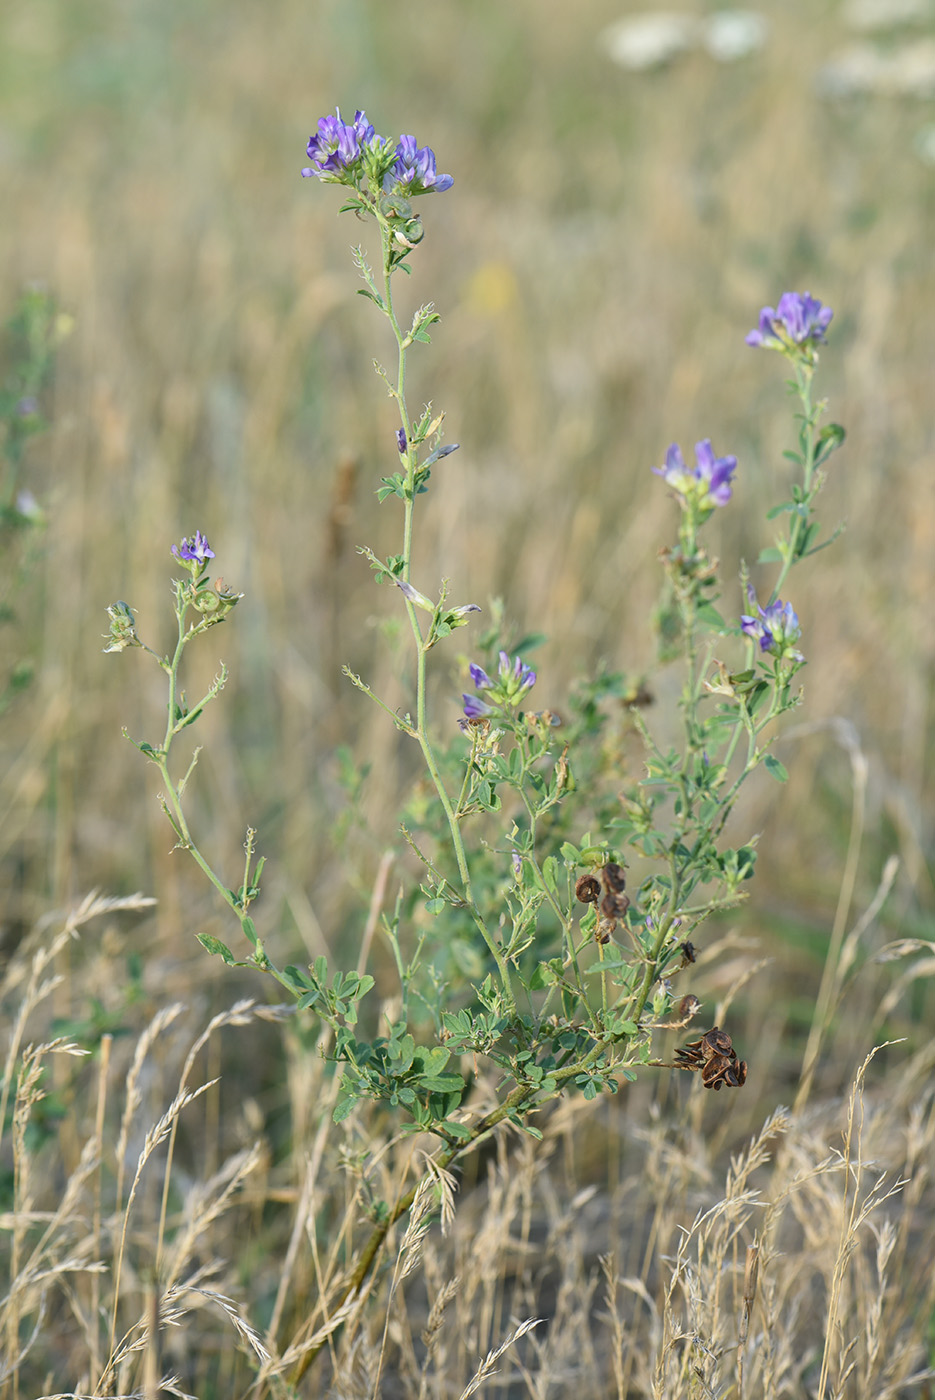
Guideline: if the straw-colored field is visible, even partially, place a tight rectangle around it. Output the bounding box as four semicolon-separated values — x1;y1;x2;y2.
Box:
2;1;935;1395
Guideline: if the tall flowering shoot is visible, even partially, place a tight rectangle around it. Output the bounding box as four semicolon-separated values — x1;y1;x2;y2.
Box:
105;100;846;1385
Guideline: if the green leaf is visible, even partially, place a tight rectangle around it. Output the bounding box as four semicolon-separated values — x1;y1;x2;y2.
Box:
333;1095;356;1123
746;680;770;715
418;1046;451;1075
512;630;547;654
541;856;560;898
196;934;236;965
297;990;321;1011
442;1119;473;1141
585;958;631;974
528;961;556;990
696;602;725;631
579;843;608;864
420;1074;464;1093
764;754;788;782
757;546;784;564
241;917;258;948
815;422;845;461
283;964;314;990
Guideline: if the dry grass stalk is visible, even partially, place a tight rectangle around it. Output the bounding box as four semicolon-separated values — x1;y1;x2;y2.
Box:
4;895;935;1397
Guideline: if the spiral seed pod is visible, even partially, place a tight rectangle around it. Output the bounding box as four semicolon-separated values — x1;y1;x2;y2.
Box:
600;891;630;920
601;862;627;894
575;874;601;904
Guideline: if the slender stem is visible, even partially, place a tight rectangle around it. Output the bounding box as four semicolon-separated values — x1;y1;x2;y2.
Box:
769;362;816;604
375;221;515;1010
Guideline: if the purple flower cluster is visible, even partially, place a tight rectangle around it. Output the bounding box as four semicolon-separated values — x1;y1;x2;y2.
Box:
462;651;537;720
389;134;454;195
653;439;737;513
746;292;833;350
172;530;215;566
302;108;452;197
302;109;378;179
741;591;803;662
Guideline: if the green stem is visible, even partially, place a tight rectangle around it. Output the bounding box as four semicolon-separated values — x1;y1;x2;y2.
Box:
289;899;677;1386
375;222;515;1011
769;361;816;604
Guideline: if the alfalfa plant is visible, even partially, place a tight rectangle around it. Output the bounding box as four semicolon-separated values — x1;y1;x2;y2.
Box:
104;108;845;1381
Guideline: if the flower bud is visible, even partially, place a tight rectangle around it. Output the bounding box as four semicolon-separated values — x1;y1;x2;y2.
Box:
103;600;140;653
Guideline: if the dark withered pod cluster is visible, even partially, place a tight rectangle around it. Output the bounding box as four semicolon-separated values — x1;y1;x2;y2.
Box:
575;862;630;944
674;1025;747;1090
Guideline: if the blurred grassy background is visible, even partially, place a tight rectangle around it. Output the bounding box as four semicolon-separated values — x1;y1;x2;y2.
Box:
2;0;935;1095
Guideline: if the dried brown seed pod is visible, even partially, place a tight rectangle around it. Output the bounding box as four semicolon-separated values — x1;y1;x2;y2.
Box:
575;874;601;904
599;891;630;920
601;862;627;893
701;1054;732;1087
701;1027;733;1060
674;1026;747;1088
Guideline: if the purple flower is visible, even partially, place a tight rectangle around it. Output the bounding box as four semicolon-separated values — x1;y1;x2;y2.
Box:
653;440;737;511
741;591;803;662
16;396;39;417
172;530;215;565
746;292;833;349
394;577;434;611
498;650;536;695
461;650;537;724
462;693;494;719
396;428;407;454
302;108;376;179
387;134;454;195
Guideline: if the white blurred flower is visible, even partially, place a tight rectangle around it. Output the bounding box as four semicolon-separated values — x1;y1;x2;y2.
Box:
599;13;696;71
817;38;935;96
600;10;768;72
702;11;769;62
843;0;933;32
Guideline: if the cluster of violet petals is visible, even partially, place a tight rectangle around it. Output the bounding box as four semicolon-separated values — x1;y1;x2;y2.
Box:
653;439;737;509
302;109;377;176
746;291;832;348
302;108;452;194
171;530;215;566
741;596;803;661
462;652;536;720
739;596;800;660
